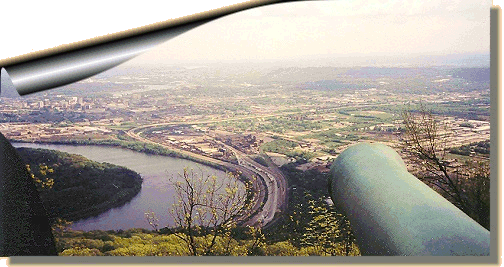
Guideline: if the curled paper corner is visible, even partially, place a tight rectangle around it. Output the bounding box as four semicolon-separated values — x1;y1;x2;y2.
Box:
0;68;20;98
3;19;209;96
4;42;155;96
1;0;298;96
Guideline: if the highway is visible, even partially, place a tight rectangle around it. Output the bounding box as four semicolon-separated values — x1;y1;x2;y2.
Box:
219;142;288;227
121;102;393;135
117;102;395;227
125;126;288;227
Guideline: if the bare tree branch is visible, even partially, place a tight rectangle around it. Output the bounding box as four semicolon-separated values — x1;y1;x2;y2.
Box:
400;103;490;230
166;167;255;255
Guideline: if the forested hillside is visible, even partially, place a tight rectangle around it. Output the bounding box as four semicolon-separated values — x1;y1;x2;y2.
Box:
16;147;143;222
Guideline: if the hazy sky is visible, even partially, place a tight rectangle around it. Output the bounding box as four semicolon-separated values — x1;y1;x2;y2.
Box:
124;0;492;66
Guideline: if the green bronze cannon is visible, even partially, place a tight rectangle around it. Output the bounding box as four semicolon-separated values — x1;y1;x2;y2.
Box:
330;142;490;256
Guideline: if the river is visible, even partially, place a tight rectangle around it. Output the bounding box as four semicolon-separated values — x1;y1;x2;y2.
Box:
12;143;234;231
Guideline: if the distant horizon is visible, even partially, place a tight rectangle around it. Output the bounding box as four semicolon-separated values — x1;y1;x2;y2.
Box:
116;52;490;69
116;1;490;69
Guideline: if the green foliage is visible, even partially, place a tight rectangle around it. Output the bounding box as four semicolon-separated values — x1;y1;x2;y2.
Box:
51;162;361;257
450;140;490;156
145;210;160;232
106;233;187;256
297;129;366;152
301;199;358;256
216;115;325;134
161;168;256;255
56;229;328;256
261;139;298;153
261;139;317;163
459;122;474;128
262;241;303;256
401;100;490;121
52;162;361;256
60;247;103;256
26;163;55;190
16;147;143;222
458;160;490;229
263;164;360;256
34;138;227;172
281;165;329;197
59;138;183;158
253;156;269;167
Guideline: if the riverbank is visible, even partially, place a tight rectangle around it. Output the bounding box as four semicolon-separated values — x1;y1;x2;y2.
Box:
12;142;248;230
11;138;259;200
16;147;143;222
11;137;268;227
10;138;229;172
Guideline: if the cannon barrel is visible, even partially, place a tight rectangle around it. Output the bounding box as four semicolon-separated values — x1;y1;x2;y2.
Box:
329;142;490;256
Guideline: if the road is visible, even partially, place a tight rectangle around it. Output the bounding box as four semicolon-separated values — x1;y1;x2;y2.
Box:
218;142;288;227
124;102;394;135
125;126;288;227
122;101;391;227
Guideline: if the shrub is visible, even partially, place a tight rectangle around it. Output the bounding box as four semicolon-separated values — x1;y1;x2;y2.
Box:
60;248;103;256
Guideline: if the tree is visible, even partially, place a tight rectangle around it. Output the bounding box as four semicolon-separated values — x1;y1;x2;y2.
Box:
400;104;490;229
245;225;266;255
26;163;73;253
26;164;55;190
457;160;490;229
144;210;160;232
301;198;359;256
169;168;255;256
